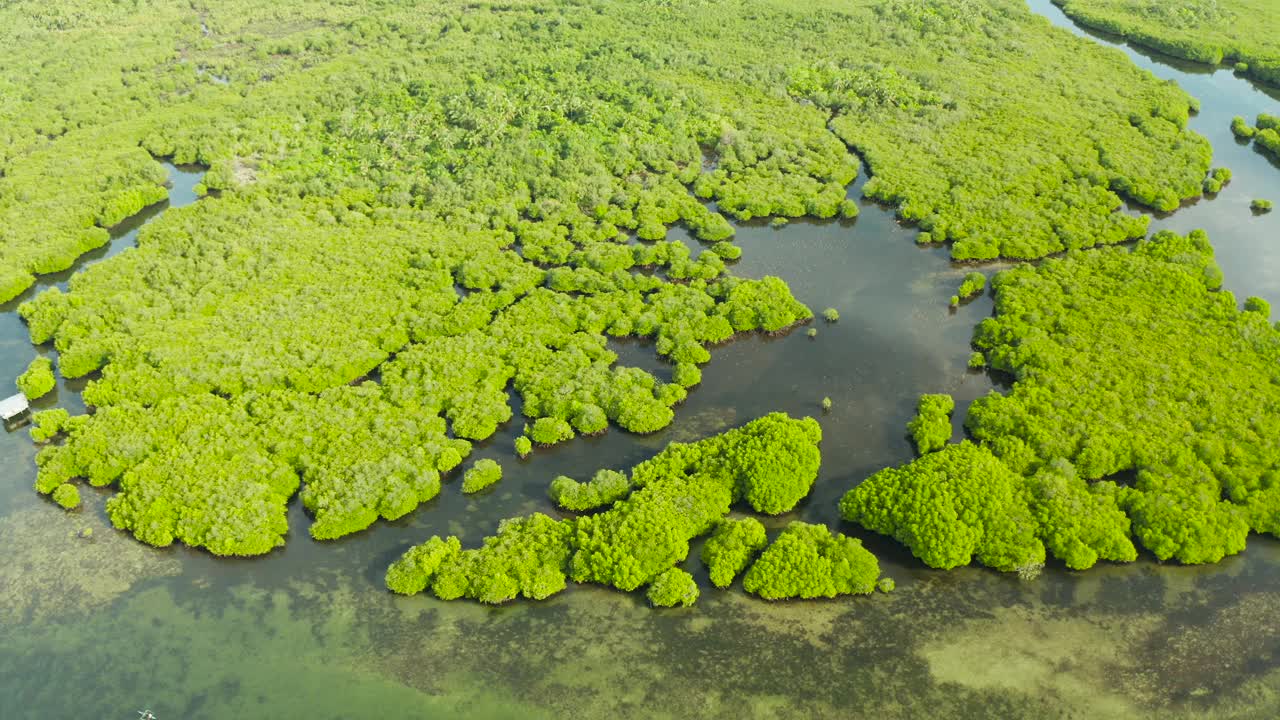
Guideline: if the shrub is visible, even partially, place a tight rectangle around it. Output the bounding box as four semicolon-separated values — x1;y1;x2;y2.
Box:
701;517;768;588
1253;199;1274;212
957;272;986;299
964;230;1278;564
548;469;630;512
30;408;70;443
386;536;463;595
841;442;1046;572
514;436;532;458
1025;460;1136;570
1230;116;1256;139
430;513;576;603
646;567;699;607
906;393;954;454
571;404;609;435
709;242;742;261
16;357;56;400
822;308;839;322
529;417;575;446
672;362;702;388
742;522;880;600
52;483;81;510
572;413;822;590
462;459;503;494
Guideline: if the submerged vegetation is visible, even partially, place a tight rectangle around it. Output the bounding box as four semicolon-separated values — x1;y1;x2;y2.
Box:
1053;0;1280;86
387;414;872;605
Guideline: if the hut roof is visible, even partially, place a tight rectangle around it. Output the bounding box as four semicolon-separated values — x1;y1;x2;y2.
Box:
0;393;30;421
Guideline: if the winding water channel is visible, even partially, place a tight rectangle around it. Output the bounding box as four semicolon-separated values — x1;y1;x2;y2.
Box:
1;5;1278;719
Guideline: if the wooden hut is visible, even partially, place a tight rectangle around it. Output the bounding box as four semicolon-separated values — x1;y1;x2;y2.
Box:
1;393;30;429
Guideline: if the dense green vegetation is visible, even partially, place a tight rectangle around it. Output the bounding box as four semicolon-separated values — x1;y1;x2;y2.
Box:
955;230;1280;564
701;517;768;588
1201;167;1232;195
387;414;855;605
907;393;954;455
956;272;986;300
51;483;80;511
1231;116;1257;139
843;442;1047;572
29;408;72;444
548;469;630;513
843;442;1137;572
1229;115;1280;162
741;522;881;600
4;0;1211;301
571;413;821;590
16;357;55;400
646;567;700;608
843;227;1280;570
0;0;1232;563
462;459;503;494
1053;0;1280;86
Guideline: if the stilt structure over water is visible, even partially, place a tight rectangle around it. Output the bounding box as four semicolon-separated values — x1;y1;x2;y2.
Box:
1;393;30;429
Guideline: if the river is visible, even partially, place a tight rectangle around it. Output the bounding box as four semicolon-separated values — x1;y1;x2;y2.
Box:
0;4;1278;718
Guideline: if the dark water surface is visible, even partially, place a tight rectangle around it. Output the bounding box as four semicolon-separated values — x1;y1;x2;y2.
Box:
2;7;1280;718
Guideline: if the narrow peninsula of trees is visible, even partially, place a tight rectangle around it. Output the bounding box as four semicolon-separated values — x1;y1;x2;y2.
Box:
907;394;954;455
387;414;883;605
1054;0;1280;86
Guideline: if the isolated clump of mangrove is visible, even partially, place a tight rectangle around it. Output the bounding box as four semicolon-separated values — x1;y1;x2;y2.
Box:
1230;114;1280;164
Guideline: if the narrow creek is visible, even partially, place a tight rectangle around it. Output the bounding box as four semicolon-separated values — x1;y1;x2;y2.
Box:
1;8;1279;718
0;162;204;421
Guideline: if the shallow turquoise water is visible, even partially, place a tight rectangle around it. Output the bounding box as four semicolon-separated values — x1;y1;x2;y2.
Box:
1;6;1279;718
